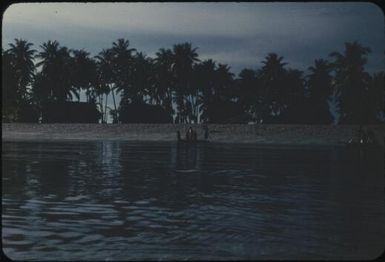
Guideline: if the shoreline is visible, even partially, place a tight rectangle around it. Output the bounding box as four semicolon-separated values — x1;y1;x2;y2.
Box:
2;123;384;146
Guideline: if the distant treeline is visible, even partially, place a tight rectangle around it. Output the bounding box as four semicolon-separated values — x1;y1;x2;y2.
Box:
2;38;384;124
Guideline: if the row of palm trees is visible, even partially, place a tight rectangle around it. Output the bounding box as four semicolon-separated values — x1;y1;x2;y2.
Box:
2;38;384;124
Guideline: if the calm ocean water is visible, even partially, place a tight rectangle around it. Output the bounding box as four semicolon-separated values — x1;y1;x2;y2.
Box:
2;141;384;260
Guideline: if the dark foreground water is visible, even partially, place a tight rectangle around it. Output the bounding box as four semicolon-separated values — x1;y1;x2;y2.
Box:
2;141;384;260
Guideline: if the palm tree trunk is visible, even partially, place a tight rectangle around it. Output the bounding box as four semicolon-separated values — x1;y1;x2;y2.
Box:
193;93;198;123
104;93;109;123
99;95;104;123
112;88;118;123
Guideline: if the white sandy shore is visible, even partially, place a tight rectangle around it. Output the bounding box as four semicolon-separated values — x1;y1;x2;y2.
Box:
2;123;384;146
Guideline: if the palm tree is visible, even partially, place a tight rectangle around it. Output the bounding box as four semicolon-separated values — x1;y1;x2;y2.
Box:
35;40;79;102
283;68;307;123
306;59;333;124
70;49;97;102
3;39;36;121
153;48;174;118
259;53;288;122
236;68;261;121
329;41;371;124
194;59;217;122
31;71;51;109
365;72;384;123
109;38;136;121
131;52;154;104
6;39;36;101
95;49;114;123
2;49;18;121
171;42;199;123
193;60;239;123
215;63;234;100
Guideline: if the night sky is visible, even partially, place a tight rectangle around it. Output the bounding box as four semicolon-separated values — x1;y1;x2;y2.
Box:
3;2;384;74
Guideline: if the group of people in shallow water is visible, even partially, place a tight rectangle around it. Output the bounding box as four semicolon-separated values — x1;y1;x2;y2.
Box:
177;125;209;142
348;127;376;145
177;125;377;145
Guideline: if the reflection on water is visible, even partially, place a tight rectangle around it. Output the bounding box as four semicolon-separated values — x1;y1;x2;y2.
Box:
2;141;384;260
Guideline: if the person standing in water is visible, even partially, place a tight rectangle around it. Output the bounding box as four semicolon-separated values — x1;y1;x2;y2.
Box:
186;127;193;141
192;129;197;141
177;130;181;141
203;124;209;140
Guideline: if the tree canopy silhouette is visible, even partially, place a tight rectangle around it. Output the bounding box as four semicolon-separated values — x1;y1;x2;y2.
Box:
330;41;372;124
2;38;383;125
35;40;78;102
306;59;333;124
2;39;36;121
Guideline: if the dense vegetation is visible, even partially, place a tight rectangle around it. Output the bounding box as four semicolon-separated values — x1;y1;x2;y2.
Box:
2;38;384;124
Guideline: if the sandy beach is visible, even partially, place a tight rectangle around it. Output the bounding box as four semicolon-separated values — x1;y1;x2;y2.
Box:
2;123;384;146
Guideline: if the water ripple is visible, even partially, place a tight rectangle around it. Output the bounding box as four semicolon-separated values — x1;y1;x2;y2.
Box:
2;141;384;260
